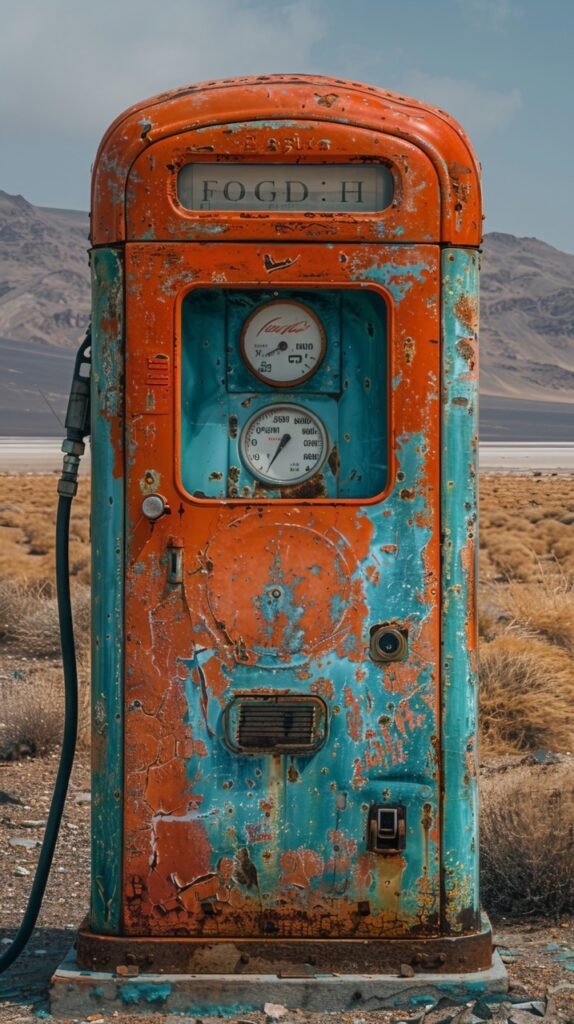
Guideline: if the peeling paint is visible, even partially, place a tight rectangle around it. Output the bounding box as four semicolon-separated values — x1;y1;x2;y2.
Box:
441;249;480;934
90;248;124;934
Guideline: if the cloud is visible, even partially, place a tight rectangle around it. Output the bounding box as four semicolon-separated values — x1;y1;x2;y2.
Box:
455;0;518;31
401;70;521;141
0;0;327;142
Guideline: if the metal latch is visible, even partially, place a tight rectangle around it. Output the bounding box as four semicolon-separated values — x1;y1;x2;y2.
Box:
367;804;406;854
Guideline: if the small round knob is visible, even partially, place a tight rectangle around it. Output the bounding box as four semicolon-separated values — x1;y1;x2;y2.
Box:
141;493;169;521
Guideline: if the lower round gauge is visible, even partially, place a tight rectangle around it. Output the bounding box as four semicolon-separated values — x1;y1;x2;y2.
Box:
239;404;328;486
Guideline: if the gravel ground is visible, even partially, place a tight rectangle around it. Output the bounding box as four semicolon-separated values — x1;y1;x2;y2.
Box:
1;753;574;1023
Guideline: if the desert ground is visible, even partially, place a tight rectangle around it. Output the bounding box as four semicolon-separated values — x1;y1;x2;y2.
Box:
1;472;574;1023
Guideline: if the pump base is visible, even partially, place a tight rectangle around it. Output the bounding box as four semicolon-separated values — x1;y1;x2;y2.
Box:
50;946;507;1017
75;919;494;974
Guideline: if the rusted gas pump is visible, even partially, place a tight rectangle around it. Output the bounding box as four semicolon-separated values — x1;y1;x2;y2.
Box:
51;76;506;1014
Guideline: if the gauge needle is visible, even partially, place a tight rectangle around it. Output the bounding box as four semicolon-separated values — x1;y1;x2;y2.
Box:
265;341;289;356
267;433;291;470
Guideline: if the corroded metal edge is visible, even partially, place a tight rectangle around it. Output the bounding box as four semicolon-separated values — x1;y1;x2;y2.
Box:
76;921;493;974
90;249;125;933
441;248;480;933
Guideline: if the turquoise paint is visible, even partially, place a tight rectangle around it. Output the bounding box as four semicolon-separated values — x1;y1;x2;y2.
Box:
441;248;480;932
90;248;124;933
350;252;430;302
173;421;440;930
180;288;387;499
195;119;303;133
120;981;172;1005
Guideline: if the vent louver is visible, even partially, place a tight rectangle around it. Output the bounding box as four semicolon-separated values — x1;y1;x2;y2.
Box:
224;695;328;754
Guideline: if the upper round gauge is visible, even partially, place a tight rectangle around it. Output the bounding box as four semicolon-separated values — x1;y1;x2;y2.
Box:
240;300;326;387
240;404;328;485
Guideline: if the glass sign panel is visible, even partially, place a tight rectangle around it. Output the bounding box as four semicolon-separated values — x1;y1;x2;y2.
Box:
178;164;394;212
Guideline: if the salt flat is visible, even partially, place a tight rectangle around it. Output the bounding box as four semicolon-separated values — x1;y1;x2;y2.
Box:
1;438;573;474
480;443;574;472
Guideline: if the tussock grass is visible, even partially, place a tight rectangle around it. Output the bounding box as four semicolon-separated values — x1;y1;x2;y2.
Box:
479;476;574;757
505;571;574;657
481;761;574;918
479;635;574;754
0;474;90;585
0;578;90;657
0;655;91;759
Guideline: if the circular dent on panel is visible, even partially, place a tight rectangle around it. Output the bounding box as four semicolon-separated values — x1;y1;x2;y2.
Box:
205;515;352;659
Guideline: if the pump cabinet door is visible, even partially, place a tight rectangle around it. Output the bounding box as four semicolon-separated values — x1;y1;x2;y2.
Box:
121;241;441;939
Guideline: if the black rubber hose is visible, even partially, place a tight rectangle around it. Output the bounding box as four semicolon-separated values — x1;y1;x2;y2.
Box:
0;493;78;972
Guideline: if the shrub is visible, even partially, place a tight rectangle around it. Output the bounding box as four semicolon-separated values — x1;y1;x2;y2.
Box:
0;655;91;759
0;578;90;657
479;634;574;754
505;570;574;657
481;762;574;919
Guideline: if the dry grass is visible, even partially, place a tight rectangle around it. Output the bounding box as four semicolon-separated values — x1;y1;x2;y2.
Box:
481;761;574;918
0;577;90;657
479;475;574;757
0;655;91;758
480;474;574;582
480;635;574;754
505;571;574;657
0;473;90;585
0;474;91;756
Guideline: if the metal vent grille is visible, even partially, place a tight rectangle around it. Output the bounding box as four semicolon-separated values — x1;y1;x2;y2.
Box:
224;695;328;754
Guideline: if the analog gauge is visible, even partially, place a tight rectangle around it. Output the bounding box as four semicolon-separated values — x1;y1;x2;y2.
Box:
240;404;328;485
240;300;326;387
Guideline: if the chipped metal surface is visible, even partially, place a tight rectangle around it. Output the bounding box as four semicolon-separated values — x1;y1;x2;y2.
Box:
90;248;124;933
86;75;485;968
91;75;481;248
441;248;480;933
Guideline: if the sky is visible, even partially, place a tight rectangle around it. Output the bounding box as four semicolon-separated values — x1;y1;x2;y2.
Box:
1;0;573;252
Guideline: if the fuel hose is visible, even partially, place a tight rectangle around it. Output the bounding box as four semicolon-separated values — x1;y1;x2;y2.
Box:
0;331;91;973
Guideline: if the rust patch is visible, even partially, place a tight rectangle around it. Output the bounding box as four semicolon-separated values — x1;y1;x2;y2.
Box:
452;396;469;407
454;294;478;335
456;338;476;371
315;92;339;107
327;444;340;477
228;415;238;439
253;472;328;500
404;337;415;365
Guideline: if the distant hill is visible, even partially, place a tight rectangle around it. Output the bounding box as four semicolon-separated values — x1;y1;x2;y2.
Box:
0;190;572;437
481;232;574;403
0;191;90;347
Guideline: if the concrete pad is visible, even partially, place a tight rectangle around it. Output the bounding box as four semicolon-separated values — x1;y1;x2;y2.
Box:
50;946;507;1017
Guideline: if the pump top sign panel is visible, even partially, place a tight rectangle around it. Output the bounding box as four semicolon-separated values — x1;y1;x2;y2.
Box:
81;75;487;986
178;163;395;211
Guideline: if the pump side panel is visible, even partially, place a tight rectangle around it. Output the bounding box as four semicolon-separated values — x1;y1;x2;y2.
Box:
441;248;480;932
121;242;441;940
90;249;124;934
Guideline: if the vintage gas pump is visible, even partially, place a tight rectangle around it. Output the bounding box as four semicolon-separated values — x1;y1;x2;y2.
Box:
50;76;505;1013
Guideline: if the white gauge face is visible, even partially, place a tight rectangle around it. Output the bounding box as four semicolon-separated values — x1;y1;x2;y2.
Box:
240;300;326;386
240;405;328;485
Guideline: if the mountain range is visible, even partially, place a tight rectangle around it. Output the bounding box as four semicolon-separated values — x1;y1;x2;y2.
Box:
0;189;572;438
